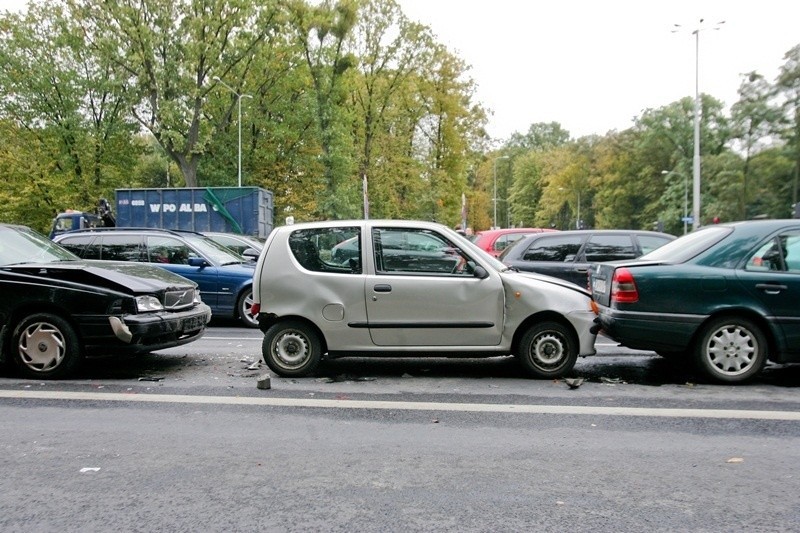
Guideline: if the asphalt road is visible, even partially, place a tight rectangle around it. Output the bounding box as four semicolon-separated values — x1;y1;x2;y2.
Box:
1;325;798;532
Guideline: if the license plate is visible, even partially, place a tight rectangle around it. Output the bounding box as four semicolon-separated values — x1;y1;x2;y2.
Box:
592;278;607;294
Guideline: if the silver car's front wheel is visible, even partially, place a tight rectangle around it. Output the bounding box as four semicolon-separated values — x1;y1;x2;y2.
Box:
694;317;767;383
516;321;578;379
262;321;322;377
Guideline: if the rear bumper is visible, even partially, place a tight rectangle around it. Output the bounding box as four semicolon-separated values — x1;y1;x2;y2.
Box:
596;307;704;352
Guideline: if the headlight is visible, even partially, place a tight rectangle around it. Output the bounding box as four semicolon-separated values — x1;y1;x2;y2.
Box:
136;295;164;312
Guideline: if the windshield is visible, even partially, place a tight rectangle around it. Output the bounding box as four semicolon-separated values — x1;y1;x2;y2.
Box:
0;225;79;266
181;233;248;265
639;225;732;263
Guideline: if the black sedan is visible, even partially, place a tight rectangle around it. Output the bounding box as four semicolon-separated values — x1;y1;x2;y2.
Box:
0;224;211;379
589;219;800;383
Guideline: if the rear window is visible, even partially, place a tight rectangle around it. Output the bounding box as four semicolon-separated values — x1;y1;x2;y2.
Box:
640;226;732;263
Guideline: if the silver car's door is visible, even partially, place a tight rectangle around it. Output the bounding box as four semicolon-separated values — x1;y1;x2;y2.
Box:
365;226;505;347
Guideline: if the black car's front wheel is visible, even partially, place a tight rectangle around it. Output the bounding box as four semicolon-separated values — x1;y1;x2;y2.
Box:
516;321;578;379
11;313;82;379
694;316;767;383
262;320;322;377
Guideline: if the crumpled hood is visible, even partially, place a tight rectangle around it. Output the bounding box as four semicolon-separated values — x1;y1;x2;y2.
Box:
506;270;591;297
2;260;197;294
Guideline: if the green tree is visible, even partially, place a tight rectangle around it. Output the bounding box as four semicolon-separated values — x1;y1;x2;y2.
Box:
72;0;277;187
288;0;359;219
774;44;800;209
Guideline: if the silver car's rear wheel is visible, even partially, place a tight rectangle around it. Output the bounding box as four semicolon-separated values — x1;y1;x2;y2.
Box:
694;316;767;383
517;321;578;379
12;313;82;379
262;321;322;377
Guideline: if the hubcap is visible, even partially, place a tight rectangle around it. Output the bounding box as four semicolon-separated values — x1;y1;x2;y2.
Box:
706;324;757;375
532;333;565;368
273;331;309;369
18;322;66;372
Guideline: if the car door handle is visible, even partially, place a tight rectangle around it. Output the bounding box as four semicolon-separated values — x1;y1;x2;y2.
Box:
373;284;392;293
574;267;588;273
755;283;787;294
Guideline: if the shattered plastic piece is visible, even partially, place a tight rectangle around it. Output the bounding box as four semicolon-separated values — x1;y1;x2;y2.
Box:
564;378;584;389
80;467;101;473
137;376;164;382
316;377;335;384
726;457;745;464
256;374;271;390
247;362;261;370
600;377;624;385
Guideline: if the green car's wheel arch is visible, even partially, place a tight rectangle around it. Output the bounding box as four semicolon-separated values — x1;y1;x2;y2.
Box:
262;320;323;377
11;312;83;379
516;321;578;379
693;316;768;383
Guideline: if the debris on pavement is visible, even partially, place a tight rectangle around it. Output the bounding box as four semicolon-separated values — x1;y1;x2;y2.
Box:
256;373;271;390
564;377;584;389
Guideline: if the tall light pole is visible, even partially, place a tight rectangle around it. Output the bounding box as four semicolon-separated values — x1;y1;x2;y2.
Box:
672;19;724;230
213;76;252;187
493;156;509;229
559;187;581;229
662;169;689;235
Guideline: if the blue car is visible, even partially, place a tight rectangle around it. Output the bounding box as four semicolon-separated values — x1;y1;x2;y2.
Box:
54;228;257;327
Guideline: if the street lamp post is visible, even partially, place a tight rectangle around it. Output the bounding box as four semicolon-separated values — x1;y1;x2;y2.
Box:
662;169;689;235
213;76;252;187
559;187;581;229
493;156;509;229
672;19;724;230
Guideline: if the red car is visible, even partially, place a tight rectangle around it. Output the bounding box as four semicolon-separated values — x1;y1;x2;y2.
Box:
472;228;557;257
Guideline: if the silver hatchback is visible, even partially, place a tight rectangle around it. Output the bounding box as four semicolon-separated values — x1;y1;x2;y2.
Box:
252;220;598;378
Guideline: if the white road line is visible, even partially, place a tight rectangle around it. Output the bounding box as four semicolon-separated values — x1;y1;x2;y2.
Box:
1;390;798;421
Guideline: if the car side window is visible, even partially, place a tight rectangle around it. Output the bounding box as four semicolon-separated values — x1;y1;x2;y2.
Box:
522;235;583;262
146;236;195;265
638;235;673;255
495;233;527;253
58;235;98;259
373;228;468;276
584;235;636;262
98;235;141;261
746;232;800;272
291;227;361;274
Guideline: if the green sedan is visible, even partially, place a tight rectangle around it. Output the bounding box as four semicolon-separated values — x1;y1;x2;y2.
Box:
589;219;800;383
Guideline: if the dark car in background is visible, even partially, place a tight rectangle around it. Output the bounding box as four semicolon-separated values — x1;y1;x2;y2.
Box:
203;232;264;262
500;229;675;286
0;224;211;379
54;228;258;327
589;220;800;383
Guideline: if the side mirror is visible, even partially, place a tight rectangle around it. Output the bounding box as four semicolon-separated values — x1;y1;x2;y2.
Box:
242;248;260;261
188;257;209;268
473;265;489;279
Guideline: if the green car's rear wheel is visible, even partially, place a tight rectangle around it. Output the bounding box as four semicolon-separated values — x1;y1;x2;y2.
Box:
694;316;767;383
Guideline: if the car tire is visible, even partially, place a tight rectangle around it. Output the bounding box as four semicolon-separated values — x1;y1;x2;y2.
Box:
693;316;767;383
517;321;578;379
11;313;82;379
262;320;322;377
237;288;259;328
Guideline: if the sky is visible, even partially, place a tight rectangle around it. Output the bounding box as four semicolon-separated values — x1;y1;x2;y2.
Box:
2;0;799;142
396;0;800;141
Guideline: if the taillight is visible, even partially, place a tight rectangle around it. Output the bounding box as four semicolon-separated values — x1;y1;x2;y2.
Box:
251;303;261;315
611;267;638;303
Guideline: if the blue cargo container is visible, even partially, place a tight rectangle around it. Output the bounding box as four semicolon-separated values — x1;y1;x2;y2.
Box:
115;187;273;238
